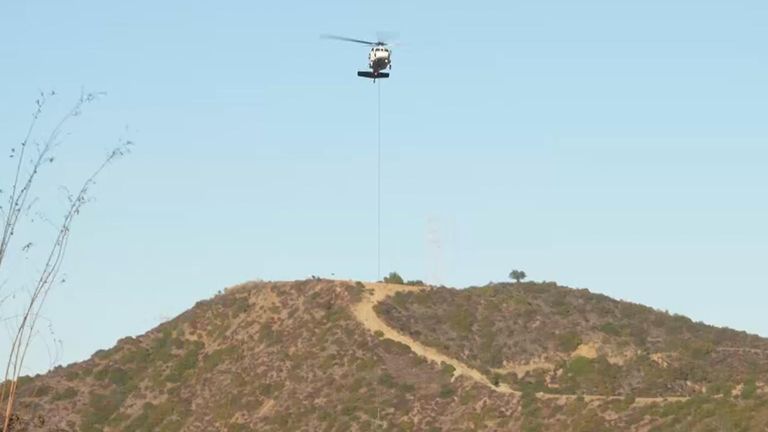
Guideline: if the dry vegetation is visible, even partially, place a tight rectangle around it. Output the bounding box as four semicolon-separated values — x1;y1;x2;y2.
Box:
376;281;768;430
6;279;768;431
8;280;512;431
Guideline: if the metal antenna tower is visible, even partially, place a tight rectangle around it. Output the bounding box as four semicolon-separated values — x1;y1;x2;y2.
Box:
426;216;444;286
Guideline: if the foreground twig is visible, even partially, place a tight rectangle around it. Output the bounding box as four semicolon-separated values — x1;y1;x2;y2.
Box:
0;92;130;431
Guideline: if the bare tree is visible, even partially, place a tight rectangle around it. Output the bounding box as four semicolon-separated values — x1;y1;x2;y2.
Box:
0;91;130;431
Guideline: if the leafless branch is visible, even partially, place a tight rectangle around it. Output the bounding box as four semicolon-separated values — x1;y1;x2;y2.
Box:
0;93;130;432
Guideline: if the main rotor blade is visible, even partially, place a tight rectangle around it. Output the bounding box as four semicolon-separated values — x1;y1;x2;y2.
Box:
376;31;399;44
321;34;378;46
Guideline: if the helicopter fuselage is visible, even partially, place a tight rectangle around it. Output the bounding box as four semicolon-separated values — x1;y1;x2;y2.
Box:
322;34;394;80
368;46;391;74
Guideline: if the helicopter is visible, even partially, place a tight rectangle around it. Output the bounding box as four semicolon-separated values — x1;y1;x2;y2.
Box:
322;34;393;81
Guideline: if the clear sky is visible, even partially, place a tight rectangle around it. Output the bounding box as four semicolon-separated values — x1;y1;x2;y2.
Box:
1;0;766;374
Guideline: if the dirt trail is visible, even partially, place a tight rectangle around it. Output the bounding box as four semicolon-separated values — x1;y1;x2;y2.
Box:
353;282;689;405
352;283;517;394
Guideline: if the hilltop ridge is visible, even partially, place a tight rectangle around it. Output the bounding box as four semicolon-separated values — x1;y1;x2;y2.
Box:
8;279;768;431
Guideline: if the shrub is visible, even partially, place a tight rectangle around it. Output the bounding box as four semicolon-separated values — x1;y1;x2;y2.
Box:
347;283;365;302
52;386;78;401
622;393;636;407
378;373;396;388
491;373;502;387
108;367;130;387
380;339;412;355
383;272;404;285
448;307;474;334
440;362;456;378
30;384;52;398
438;384;455;399
81;390;125;431
203;346;239;371
228;423;250;432
166;342;203;383
93;367;110;381
557;331;582;352
741;380;757;399
598;322;621;337
567;356;593;377
258;323;279;346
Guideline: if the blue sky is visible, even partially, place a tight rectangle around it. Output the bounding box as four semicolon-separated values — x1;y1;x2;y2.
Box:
1;0;766;374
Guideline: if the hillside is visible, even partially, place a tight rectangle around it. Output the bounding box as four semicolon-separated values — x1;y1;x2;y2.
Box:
376;282;768;398
6;279;768;431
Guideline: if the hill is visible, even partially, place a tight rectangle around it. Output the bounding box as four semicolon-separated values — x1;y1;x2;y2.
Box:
6;279;768;431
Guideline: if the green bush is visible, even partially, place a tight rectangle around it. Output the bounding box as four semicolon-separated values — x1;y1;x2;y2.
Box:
383;272;404;285
491;373;502;387
81;390;124;431
52;386;78;401
567;356;593;377
557;331;582;352
440;362;456;378
378;373;396;388
448;307;473;334
598;322;621;337
203;346;239;371
438;384;455;399
741;380;757;399
108;367;130;387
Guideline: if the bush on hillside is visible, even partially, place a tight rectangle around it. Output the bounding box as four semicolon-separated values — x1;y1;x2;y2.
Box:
383;272;404;285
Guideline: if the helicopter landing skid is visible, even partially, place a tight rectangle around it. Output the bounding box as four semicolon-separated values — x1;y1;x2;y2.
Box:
357;71;390;80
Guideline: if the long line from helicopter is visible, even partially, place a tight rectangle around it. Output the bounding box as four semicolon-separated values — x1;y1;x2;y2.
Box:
322;33;395;281
322;35;392;425
321;34;393;82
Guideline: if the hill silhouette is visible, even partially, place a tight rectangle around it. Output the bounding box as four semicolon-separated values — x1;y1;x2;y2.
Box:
7;279;768;431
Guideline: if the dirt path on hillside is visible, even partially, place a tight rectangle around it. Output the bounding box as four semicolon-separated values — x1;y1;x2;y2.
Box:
352;283;517;394
352;283;689;405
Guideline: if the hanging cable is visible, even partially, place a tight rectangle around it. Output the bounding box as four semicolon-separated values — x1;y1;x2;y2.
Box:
377;80;382;281
375;79;382;430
